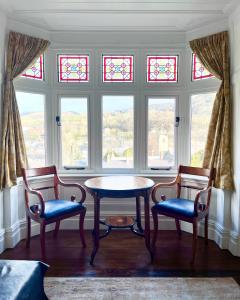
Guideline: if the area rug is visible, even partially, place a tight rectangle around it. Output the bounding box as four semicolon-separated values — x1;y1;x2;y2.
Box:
45;277;240;299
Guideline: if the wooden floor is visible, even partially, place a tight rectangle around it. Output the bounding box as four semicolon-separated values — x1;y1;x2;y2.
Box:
1;230;240;281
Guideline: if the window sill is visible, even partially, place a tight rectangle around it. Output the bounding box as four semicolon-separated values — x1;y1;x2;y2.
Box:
17;170;208;186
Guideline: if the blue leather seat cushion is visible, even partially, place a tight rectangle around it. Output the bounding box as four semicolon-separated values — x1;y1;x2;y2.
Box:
30;200;84;219
153;198;197;218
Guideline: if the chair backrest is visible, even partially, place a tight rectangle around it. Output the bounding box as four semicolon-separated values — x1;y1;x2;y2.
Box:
176;165;215;198
22;165;60;200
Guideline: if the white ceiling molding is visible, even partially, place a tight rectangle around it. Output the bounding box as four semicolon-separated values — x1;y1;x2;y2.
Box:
7;18;50;40
49;30;186;47
12;10;224;15
0;0;238;34
186;18;229;41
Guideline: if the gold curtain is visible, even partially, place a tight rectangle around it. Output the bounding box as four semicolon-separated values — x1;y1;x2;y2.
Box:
0;31;50;190
190;31;234;190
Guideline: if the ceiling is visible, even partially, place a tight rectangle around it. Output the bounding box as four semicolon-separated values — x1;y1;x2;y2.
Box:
0;0;238;32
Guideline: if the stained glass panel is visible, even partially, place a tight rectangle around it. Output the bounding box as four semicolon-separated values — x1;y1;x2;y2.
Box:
147;56;178;82
21;55;44;80
103;56;133;82
192;53;213;80
58;55;89;82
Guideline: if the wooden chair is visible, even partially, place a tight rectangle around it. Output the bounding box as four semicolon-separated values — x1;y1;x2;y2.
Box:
22;165;87;256
151;165;215;264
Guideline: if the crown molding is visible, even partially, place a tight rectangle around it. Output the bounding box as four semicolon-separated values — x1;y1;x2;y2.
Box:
13;9;224;15
185;17;228;41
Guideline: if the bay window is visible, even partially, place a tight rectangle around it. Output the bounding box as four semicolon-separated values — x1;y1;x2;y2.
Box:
14;47;219;173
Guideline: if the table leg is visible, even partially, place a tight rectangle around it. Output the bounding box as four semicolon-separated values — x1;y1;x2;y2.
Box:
136;196;143;233
144;191;152;259
90;194;100;265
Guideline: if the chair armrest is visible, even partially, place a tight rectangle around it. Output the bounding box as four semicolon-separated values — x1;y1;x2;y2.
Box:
194;186;212;213
24;185;45;217
57;177;86;204
152;176;179;204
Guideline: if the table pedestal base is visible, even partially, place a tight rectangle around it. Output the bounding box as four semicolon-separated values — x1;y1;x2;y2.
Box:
98;216;144;239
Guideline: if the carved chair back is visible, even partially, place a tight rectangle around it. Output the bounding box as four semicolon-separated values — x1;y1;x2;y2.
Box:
22;166;60;213
176;165;215;208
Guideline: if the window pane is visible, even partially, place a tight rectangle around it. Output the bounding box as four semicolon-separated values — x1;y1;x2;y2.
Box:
147;56;178;82
21;54;44;80
102;96;134;168
148;98;175;168
191;92;215;167
61;97;88;167
58;55;89;82
16;91;45;167
192;53;213;81
103;56;133;82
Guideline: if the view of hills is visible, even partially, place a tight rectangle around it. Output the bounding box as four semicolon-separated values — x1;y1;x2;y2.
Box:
19;93;215;168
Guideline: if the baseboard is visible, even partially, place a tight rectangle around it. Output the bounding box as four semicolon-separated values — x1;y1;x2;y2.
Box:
1;215;240;257
0;228;5;253
182;220;227;244
229;230;240;256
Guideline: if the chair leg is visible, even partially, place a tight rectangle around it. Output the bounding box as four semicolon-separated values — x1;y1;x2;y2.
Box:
151;208;159;262
26;215;31;248
54;220;60;238
175;219;181;240
79;209;86;248
191;220;198;265
40;222;46;257
205;215;209;245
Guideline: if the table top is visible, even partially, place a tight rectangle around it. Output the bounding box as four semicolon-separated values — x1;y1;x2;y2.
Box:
84;176;154;192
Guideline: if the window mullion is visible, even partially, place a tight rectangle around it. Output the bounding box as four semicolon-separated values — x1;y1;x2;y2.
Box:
178;91;190;166
91;93;102;172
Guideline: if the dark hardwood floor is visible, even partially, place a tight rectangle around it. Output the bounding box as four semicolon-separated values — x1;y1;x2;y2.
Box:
1;230;240;281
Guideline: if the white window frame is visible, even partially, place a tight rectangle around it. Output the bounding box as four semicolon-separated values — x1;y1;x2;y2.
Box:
57;95;90;170
189;89;219;166
15;88;48;167
145;95;179;172
101;94;135;173
14;45;220;175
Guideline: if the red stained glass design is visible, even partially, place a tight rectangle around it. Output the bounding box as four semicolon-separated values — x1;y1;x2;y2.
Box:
103;56;133;82
192;53;213;80
58;55;89;82
147;56;178;82
21;55;44;80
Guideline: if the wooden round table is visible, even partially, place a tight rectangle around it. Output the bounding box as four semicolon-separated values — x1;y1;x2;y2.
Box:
84;176;155;265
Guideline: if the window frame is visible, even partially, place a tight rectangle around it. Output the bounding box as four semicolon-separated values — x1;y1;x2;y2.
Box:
191;53;214;81
146;95;179;171
146;55;179;83
57;95;90;170
21;54;45;81
96;49;137;89
189;89;218;167
57;54;90;83
15;88;48;167
102;55;134;83
54;49;94;89
14;45;220;175
101;94;135;171
143;49;183;88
